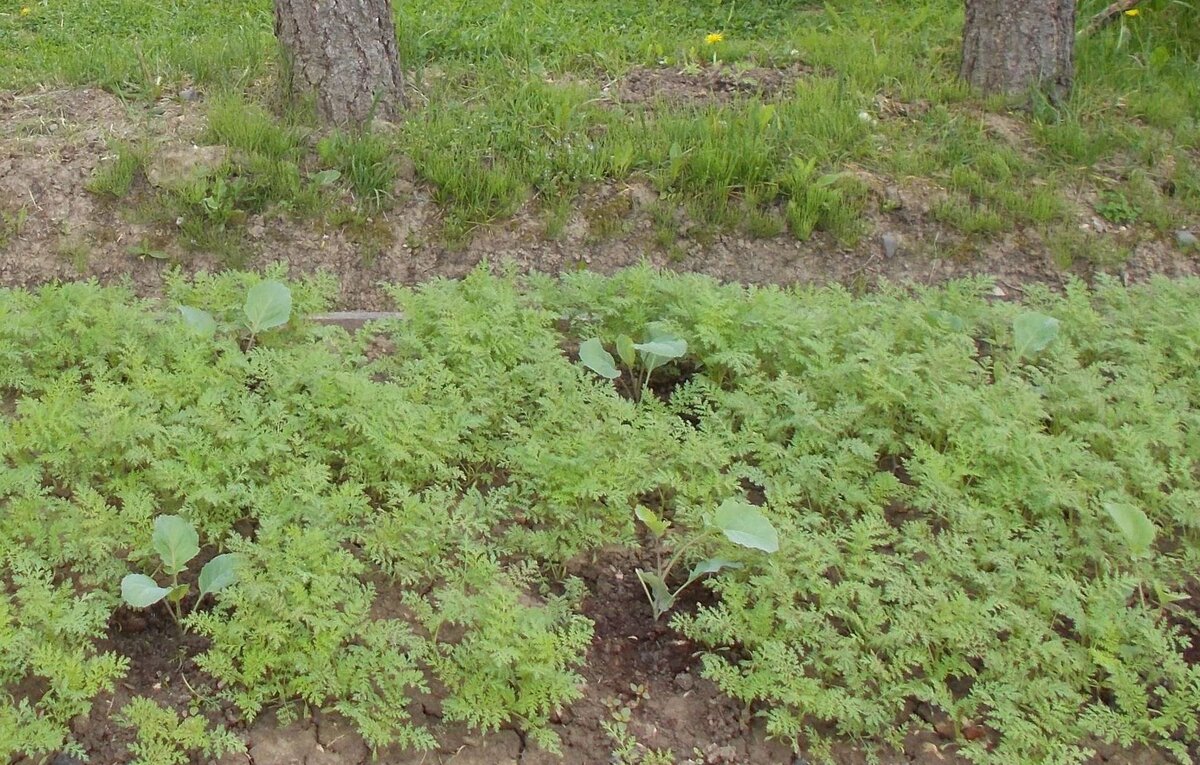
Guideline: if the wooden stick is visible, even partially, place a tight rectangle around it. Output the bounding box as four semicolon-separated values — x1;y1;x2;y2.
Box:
1080;0;1142;36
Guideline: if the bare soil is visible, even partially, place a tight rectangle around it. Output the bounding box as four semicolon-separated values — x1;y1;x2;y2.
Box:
2;88;1196;313
2;86;1197;764
609;64;812;106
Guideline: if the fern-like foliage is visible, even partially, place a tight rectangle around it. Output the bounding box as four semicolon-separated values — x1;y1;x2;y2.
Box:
1;267;1198;764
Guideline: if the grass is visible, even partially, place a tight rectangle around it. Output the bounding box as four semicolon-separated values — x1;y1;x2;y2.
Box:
1;0;1198;259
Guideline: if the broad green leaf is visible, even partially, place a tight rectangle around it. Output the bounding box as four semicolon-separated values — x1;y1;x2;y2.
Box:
636;570;674;619
579;338;620;379
712;500;779;553
312;169;341;186
152;515;200;576
634;334;687;373
1013;312;1060;359
1103;502;1156;557
633;337;687;360
814;171;846;188
198;553;242;599
634;506;670;538
166;584;190;604
121;574;171;608
243;280;292;333
178;306;216;337
686;557;743;585
615;335;637;369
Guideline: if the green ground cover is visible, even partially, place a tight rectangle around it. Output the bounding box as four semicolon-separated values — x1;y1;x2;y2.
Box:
2;0;1197;255
1;266;1198;763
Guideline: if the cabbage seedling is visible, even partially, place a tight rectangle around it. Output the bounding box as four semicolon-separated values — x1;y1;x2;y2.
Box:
635;498;778;620
121;515;242;623
578;328;687;401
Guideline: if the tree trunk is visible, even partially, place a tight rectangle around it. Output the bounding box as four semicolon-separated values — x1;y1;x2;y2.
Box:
960;0;1075;103
274;0;405;126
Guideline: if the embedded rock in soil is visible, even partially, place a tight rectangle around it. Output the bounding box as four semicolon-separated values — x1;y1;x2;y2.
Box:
882;232;901;258
246;716;323;765
314;710;371;762
145;144;230;191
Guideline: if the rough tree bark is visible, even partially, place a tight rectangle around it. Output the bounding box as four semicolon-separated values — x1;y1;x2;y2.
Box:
274;0;405;125
960;0;1076;103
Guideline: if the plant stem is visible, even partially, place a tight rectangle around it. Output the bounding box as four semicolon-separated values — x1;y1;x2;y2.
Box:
660;530;711;582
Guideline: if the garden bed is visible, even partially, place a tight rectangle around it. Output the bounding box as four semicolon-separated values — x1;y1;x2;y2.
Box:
2;266;1199;765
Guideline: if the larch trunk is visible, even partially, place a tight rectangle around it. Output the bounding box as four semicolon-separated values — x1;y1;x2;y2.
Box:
960;0;1075;103
274;0;405;125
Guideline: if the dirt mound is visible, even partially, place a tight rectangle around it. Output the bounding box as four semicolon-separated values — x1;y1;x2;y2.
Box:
611;64;810;106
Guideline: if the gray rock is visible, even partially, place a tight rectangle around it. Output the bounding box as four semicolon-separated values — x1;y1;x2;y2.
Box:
1176;229;1198;249
178;87;201;102
625;182;659;210
881;232;900;258
145;144;229;191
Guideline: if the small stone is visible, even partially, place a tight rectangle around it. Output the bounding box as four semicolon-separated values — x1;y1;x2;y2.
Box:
625;182;659;210
991;286;1007;298
1176;230;1198;249
674;671;695;691
883;185;904;210
962;722;988;741
179;88;200;102
370;118;399;134
51;754;83;765
881;232;900;258
146;144;229;191
396;155;417;182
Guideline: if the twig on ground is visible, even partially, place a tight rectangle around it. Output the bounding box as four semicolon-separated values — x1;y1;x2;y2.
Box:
1080;0;1142;37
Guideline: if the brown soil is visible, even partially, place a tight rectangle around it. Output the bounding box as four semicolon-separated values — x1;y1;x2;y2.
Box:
609;64;812;106
2;88;1196;313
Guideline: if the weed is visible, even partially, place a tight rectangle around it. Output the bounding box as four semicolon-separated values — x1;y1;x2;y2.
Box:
56;235;91;274
779;158;867;242
0;206;28;248
88;142;148;198
1096;190;1140;225
317;130;398;207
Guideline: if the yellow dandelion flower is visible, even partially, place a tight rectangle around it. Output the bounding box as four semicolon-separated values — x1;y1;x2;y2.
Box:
1124;8;1139;16
705;32;725;45
20;6;31;15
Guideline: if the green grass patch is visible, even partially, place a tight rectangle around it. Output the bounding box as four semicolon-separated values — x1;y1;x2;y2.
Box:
5;0;1199;247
